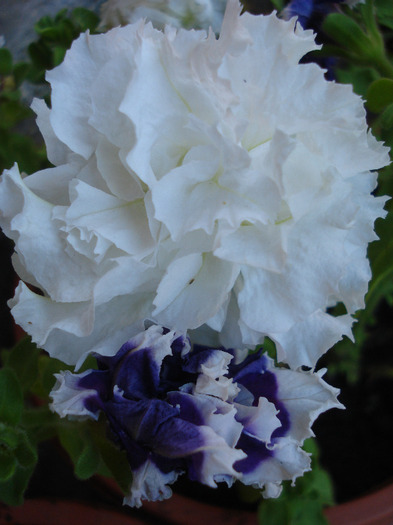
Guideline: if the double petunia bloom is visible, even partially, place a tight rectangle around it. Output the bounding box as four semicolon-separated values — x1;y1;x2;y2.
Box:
0;1;388;371
51;325;342;507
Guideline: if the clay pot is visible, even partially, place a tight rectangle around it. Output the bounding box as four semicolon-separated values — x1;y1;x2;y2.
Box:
324;482;393;525
2;477;393;525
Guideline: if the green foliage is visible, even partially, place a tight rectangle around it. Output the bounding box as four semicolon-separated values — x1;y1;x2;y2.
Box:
0;338;75;506
375;0;393;30
320;0;393;78
0;456;35;506
57;418;132;493
367;78;393;111
0;48;13;75
27;7;99;82
0;7;100;174
0;367;38;505
0;368;23;426
2;338;41;393
258;440;334;525
323;14;373;59
269;0;285;11
0;336;132;503
58;422;102;480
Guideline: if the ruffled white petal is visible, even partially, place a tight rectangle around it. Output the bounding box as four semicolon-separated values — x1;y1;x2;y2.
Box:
235;397;281;444
0;0;387;369
124;459;181;508
50;370;99;420
190;424;246;487
271;310;354;369
10;282;152;367
0;165;98;302
274;367;344;444
242;438;311;488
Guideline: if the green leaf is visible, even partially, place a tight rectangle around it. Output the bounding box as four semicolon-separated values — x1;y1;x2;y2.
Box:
269;0;285;10
34;15;55;34
0;128;48;174
0;462;36;506
0;99;33;129
52;46;67;67
0;426;38;505
259;498;289;525
262;337;277;361
0;452;17;481
13;62;30;87
289;498;329;525
0;424;38;468
72;8;100;32
58;422;100;481
54;8;68;23
380;103;393;130
93;430;132;494
0;48;13;75
28;41;53;70
367;78;393;112
309;469;335;506
376;0;393;29
335;65;379;98
56;19;77;47
35;27;63;41
0;368;23;425
259;440;334;524
75;441;101;480
322;13;371;58
34;354;72;399
14;431;38;469
0;423;19;450
21;407;59;444
3;337;40;393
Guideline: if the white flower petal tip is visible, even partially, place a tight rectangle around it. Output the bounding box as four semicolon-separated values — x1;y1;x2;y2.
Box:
123;460;180;508
262;482;282;499
50;370;100;420
0;0;388;368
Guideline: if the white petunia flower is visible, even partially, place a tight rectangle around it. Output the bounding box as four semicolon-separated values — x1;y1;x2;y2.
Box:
0;0;388;368
99;0;227;33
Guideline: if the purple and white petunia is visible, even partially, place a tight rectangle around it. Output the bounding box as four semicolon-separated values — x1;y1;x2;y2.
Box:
50;325;343;506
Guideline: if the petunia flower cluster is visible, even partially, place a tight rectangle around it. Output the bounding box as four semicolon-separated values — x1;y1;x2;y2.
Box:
0;0;388;372
50;325;342;507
